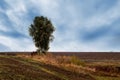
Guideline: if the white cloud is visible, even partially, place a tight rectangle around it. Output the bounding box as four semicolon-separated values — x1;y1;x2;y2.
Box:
0;0;120;52
48;0;120;52
84;1;120;30
3;0;29;35
0;36;36;51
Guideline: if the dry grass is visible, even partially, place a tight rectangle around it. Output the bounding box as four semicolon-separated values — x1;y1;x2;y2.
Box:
17;53;120;80
17;53;96;73
1;52;120;80
0;55;95;80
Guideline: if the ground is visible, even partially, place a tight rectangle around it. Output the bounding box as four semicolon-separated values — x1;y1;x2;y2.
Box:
0;53;120;80
0;55;94;80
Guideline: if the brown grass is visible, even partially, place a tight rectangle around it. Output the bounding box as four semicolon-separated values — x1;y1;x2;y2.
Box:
17;53;96;73
1;52;120;80
0;55;95;80
17;53;120;77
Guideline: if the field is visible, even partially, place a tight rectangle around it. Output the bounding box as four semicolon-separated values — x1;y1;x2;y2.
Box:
0;52;120;80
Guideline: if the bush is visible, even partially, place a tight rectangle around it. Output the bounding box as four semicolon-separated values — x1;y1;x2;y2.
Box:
70;55;85;66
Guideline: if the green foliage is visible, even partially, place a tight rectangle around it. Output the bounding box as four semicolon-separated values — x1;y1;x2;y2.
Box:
29;16;55;54
71;55;85;66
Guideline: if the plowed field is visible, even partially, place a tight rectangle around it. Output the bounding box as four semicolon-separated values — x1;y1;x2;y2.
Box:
0;55;94;80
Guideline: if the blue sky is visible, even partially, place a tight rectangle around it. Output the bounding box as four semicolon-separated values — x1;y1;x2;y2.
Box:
0;0;120;52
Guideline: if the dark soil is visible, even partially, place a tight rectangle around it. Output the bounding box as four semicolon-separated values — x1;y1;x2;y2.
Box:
0;56;95;80
1;52;120;60
52;52;120;60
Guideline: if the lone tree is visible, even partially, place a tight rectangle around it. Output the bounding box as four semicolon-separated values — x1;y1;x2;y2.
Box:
29;16;55;54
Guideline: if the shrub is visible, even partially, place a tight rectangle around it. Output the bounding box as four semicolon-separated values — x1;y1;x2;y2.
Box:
70;55;85;66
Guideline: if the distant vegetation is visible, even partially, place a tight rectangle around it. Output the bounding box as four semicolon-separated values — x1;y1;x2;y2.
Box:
29;16;55;54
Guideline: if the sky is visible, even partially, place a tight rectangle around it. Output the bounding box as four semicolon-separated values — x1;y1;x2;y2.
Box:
0;0;120;52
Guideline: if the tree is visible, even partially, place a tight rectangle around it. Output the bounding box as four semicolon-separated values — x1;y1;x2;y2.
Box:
29;16;55;54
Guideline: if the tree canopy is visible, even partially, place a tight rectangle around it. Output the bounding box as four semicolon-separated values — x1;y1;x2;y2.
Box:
29;16;55;54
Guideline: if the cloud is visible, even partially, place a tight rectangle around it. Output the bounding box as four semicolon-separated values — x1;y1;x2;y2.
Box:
0;43;11;51
0;36;35;51
49;0;120;52
0;0;120;52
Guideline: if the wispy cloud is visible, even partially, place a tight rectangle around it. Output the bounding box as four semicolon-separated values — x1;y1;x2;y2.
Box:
0;0;120;52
